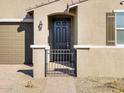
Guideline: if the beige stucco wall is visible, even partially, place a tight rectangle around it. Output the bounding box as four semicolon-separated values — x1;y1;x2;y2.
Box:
33;49;45;78
32;0;124;78
0;0;44;18
33;0;68;45
32;0;69;78
76;0;124;78
32;0;124;45
77;48;124;78
78;0;124;45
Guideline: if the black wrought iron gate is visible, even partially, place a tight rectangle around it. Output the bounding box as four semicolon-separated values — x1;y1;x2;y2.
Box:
45;18;76;77
45;49;76;77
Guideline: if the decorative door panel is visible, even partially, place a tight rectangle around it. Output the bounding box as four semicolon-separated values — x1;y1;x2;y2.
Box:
53;19;71;49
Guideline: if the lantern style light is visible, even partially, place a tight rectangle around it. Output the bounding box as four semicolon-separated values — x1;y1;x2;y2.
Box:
38;21;43;31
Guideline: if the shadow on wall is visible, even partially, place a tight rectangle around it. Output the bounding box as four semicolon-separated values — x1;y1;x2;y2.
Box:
17;15;34;65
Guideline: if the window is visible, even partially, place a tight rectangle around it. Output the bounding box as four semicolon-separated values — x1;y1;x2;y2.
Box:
115;12;124;45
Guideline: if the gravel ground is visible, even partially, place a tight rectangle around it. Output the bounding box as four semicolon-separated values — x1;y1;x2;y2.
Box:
75;77;124;93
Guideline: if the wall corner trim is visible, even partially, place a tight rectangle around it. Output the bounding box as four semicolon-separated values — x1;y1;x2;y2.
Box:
30;45;50;49
74;45;124;49
0;18;33;22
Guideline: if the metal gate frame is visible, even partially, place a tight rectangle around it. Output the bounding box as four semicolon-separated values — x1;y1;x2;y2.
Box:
45;49;76;77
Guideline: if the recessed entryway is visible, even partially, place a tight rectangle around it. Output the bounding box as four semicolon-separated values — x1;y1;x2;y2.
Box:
46;14;77;77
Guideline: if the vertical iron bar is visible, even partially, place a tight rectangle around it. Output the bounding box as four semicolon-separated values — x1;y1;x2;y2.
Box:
60;49;62;76
62;50;64;76
45;49;47;77
52;50;54;75
68;49;70;76
57;49;59;75
65;49;68;74
71;50;73;75
54;49;56;75
65;49;67;75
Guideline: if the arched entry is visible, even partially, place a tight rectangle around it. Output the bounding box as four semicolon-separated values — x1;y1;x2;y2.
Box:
46;13;77;77
48;13;75;49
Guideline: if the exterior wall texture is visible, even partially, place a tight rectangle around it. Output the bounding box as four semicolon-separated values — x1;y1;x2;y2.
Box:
34;0;67;45
1;0;124;77
75;0;124;78
33;49;45;78
32;0;68;78
77;48;124;78
32;0;124;78
78;0;124;45
0;0;43;18
76;0;124;77
32;0;124;46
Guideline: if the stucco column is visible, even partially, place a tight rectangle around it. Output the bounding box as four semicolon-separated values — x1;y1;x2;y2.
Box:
31;45;50;78
74;45;89;77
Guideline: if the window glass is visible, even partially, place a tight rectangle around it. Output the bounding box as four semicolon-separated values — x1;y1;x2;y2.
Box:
116;12;124;28
117;30;124;44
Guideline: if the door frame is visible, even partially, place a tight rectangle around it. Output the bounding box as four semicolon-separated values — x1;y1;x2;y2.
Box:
46;14;77;77
48;14;75;50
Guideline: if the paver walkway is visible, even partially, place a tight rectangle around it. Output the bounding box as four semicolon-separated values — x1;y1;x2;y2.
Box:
44;77;77;93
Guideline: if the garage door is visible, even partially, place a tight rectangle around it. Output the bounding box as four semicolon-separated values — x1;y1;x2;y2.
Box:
0;22;33;64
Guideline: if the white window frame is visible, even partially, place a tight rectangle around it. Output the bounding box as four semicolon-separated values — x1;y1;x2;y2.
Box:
114;10;124;46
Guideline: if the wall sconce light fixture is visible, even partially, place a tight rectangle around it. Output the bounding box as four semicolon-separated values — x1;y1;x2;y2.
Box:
38;21;43;31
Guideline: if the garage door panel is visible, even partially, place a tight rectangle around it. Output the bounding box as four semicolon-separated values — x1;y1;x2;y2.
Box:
0;23;33;64
0;49;24;52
